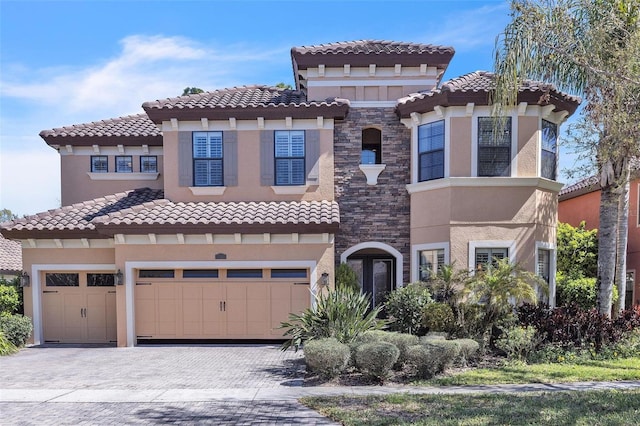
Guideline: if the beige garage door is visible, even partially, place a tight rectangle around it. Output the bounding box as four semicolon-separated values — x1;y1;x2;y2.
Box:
42;272;117;344
134;268;310;340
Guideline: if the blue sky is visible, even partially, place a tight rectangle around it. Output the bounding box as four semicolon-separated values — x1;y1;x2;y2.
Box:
0;0;579;216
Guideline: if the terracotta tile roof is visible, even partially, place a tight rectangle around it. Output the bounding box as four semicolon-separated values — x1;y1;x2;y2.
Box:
558;176;599;200
291;40;455;69
397;71;581;117
39;114;162;147
143;85;349;122
0;188;340;238
0;235;22;273
94;199;340;235
0;188;164;239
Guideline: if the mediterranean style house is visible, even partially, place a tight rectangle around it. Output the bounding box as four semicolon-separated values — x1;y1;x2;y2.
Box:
559;176;639;307
0;40;580;346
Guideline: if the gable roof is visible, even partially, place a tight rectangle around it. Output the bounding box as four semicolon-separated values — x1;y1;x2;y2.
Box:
0;235;22;274
0;188;340;239
291;40;455;69
40;114;162;147
396;71;581;117
558;176;600;200
142;85;349;122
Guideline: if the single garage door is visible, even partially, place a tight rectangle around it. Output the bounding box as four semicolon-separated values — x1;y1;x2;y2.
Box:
134;268;310;340
42;272;117;344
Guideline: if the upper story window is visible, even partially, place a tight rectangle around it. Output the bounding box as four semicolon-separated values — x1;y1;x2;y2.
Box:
140;156;158;173
418;120;445;181
115;156;133;173
541;120;558;180
91;156;108;173
193;131;223;186
275;130;305;185
361;128;382;164
478;117;512;177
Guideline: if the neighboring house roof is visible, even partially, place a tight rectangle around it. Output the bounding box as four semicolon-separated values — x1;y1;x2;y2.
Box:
0;188;340;239
0;235;22;274
396;71;581;117
40;114;162;147
142;85;350;123
291;40;455;69
558;176;600;201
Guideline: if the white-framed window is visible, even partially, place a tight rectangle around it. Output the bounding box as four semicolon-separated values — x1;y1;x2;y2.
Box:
275;130;305;185
140;156;157;173
418;120;445;181
115;156;133;173
91;155;108;173
419;249;445;281
193;131;223;186
475;247;509;270
469;240;516;272
477;117;512;177
626;270;635;308
537;248;551;285
541;120;558;180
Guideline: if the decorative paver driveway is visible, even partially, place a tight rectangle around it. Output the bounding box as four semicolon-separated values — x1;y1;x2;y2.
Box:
0;344;338;425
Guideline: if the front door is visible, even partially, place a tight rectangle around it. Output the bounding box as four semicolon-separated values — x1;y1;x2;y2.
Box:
347;255;395;307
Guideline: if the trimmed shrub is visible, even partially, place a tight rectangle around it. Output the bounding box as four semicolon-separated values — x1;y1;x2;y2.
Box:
385;283;432;334
0;314;32;347
335;263;360;293
303;338;350;379
408;339;462;379
422;302;455;333
495;325;539;361
0;277;22;315
0;331;17;356
456;338;480;366
419;333;447;342
0;285;20;315
354;341;399;382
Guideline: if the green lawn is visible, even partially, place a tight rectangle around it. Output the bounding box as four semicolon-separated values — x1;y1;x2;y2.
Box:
426;357;640;386
302;390;640;426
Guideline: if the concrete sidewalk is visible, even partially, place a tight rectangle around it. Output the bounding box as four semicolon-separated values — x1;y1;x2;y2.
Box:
3;380;640;403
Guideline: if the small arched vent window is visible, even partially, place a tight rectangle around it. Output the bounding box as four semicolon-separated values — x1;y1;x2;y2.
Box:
361;128;382;165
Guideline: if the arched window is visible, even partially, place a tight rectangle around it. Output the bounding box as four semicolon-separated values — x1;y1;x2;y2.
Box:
361;128;382;164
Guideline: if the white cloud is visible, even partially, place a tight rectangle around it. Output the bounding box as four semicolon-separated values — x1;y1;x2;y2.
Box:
425;4;510;51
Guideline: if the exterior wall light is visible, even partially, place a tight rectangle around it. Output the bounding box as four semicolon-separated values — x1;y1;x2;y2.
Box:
114;269;124;285
320;272;330;287
20;271;30;287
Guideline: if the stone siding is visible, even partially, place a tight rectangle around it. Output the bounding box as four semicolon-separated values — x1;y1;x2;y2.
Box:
334;107;411;284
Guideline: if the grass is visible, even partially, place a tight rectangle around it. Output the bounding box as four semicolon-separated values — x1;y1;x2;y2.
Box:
426;357;640;386
302;390;640;425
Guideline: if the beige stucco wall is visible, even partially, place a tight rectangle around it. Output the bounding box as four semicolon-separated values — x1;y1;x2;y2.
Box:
517;116;539;177
60;154;164;205
163;128;335;203
449;117;472;177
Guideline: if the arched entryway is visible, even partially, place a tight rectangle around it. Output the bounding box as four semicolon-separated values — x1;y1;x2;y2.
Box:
341;242;403;307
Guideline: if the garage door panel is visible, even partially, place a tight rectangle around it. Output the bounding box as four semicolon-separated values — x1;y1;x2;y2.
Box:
42;293;64;342
86;293;109;342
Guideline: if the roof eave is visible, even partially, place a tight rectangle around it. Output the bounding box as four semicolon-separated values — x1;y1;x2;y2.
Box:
94;222;340;236
0;229;103;240
40;133;163;148
292;51;454;70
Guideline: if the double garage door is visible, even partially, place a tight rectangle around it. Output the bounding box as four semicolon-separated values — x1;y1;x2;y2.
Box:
42;272;117;344
134;268;311;340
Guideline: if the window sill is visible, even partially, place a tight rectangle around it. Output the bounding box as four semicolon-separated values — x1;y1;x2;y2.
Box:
271;185;309;195
87;172;160;181
359;164;386;185
189;186;227;196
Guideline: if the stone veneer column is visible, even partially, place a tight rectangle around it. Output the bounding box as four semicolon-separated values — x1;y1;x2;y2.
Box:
334;107;411;284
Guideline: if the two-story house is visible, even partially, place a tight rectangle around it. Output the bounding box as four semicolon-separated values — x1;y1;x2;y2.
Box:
0;40;580;347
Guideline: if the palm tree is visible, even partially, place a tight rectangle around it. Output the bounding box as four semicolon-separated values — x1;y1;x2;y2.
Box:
493;0;640;316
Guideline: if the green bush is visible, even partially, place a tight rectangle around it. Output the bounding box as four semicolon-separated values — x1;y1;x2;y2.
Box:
303;338;351;379
353;330;419;369
0;331;17;356
280;287;386;351
354;341;399;382
335;263;360;293
406;345;439;379
0;285;20;315
456;338;480;366
0;277;22;314
0;314;32;347
385;283;432;334
495;325;539;361
422;302;455;333
555;275;620;310
420;332;447;341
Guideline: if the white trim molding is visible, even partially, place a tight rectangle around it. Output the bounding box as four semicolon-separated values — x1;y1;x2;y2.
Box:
535;241;557;308
30;263;116;346
468;240;517;272
340;241;404;289
189;186;226;196
411;242;450;283
124;260;318;347
406;177;564;195
87;172;160;181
